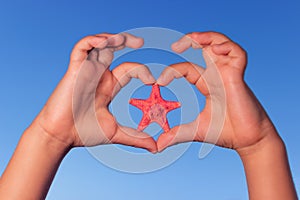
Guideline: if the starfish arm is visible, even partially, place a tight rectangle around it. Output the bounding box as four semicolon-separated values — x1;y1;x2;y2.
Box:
163;101;181;112
129;98;149;111
161;120;171;133
150;84;162;100
137;115;151;131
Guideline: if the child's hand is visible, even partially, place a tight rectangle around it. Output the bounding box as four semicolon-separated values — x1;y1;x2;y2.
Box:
34;33;157;152
156;32;279;154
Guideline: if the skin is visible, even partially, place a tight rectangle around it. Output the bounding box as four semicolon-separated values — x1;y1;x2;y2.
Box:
156;32;298;199
0;33;157;200
0;31;297;200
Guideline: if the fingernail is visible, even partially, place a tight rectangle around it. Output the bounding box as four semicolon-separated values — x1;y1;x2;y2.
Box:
171;42;179;50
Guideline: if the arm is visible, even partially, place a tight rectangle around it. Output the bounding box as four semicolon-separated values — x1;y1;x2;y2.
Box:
0;33;157;199
0;123;69;199
156;32;298;199
238;127;297;199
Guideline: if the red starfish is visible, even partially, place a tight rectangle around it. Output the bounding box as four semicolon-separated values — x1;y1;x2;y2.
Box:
129;84;181;132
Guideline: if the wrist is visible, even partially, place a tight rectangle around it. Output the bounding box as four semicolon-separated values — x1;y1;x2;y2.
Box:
0;122;71;200
237;129;284;159
25;121;72;155
237;130;297;199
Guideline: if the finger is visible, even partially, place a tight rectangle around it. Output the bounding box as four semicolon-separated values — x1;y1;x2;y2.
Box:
90;33;144;67
211;41;247;70
97;33;144;49
157;118;200;152
86;34;122;67
171;32;230;53
70;35;108;64
103;34;126;48
97;48;114;67
212;40;247;58
96;62;155;107
111;125;158;153
157;62;205;88
71;32;144;65
121;32;144;49
171;35;197;53
112;62;156;95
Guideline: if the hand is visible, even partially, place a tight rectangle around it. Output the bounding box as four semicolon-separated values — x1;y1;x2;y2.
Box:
2;31;296;200
34;33;157;152
156;32;279;154
0;33;159;200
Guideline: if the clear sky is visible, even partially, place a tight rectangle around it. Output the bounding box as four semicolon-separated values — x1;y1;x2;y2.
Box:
0;0;300;199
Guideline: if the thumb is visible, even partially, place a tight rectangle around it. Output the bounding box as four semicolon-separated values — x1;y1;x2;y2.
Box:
157;118;200;152
112;125;158;153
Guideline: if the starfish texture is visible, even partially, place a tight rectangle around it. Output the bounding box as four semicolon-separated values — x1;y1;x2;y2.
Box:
129;84;181;132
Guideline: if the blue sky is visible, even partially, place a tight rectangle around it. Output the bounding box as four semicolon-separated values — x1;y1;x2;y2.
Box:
0;0;300;199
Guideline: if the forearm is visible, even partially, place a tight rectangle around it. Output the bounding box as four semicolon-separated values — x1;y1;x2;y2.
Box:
0;122;70;200
238;131;297;200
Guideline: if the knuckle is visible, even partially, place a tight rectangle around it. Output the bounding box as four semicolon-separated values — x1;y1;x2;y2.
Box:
113;62;143;74
190;32;201;38
234;43;247;57
80;35;95;43
74;35;94;48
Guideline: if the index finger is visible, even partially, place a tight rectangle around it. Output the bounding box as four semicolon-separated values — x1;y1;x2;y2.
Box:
157;62;205;89
70;32;144;66
89;33;144;67
97;32;144;50
171;32;230;53
111;62;156;97
70;35;109;64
